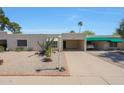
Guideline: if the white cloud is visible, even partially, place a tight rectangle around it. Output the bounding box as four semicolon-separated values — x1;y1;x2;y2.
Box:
69;15;79;21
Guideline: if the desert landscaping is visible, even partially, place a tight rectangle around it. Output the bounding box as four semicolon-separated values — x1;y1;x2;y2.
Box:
0;51;69;76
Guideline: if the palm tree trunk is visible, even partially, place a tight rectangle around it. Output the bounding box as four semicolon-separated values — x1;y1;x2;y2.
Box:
79;26;81;33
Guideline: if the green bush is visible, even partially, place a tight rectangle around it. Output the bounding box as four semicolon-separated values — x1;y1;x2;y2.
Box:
15;47;33;52
26;47;33;51
15;47;24;52
0;46;5;52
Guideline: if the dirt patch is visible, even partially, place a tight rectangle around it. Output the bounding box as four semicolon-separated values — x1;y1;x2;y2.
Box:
0;51;69;76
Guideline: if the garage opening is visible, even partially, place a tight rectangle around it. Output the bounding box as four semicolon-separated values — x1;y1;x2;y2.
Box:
0;40;7;50
63;40;83;51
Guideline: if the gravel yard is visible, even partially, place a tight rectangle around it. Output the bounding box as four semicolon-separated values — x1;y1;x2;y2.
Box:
0;51;69;76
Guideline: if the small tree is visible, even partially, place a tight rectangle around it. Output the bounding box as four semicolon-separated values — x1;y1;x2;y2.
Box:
69;30;75;33
117;19;124;38
82;30;95;36
0;7;21;34
112;32;119;36
8;22;21;34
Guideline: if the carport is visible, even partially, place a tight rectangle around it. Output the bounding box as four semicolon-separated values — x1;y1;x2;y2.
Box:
62;33;85;51
85;37;124;51
63;40;84;50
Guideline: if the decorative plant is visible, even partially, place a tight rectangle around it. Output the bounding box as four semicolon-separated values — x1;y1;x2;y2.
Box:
37;37;54;62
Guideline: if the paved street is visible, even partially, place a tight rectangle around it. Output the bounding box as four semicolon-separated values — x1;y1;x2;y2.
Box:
0;51;124;85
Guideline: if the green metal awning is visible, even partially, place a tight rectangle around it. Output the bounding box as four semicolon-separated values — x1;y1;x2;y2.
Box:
86;37;124;42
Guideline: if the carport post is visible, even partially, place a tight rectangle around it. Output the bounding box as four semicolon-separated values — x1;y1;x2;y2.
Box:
84;38;87;52
57;35;62;71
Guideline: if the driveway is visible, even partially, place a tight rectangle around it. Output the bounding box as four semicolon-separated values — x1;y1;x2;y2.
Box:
65;51;124;84
88;51;124;69
0;51;124;85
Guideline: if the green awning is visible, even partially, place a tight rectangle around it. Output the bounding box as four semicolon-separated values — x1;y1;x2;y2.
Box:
86;37;124;42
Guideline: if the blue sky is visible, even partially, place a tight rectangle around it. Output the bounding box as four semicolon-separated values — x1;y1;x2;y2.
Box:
3;7;124;35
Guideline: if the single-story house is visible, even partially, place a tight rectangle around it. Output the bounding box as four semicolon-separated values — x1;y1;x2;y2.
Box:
0;32;124;51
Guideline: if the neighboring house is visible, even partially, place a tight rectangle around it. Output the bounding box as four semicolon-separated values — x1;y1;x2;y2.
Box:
0;32;124;51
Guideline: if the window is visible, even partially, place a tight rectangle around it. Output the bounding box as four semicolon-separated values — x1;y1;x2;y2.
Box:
17;40;27;47
109;42;117;47
51;41;58;48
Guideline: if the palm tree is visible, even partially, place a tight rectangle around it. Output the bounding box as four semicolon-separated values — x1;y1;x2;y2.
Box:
0;7;21;33
78;21;83;33
69;30;75;33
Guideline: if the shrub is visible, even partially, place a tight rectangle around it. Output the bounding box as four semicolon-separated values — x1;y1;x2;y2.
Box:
15;47;33;52
0;46;5;52
15;47;24;52
26;47;33;51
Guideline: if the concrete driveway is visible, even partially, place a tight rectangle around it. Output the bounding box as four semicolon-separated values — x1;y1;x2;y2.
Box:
65;51;124;85
88;51;124;68
0;51;124;85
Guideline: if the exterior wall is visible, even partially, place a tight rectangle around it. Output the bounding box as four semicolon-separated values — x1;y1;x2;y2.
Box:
64;40;84;50
94;41;109;50
66;40;78;49
89;41;124;50
12;35;47;50
118;42;124;50
1;32;124;51
0;32;57;51
0;32;85;51
79;40;84;50
19;35;59;50
13;34;60;51
7;35;48;50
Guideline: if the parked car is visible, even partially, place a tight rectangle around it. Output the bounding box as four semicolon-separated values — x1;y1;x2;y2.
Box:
87;44;95;50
